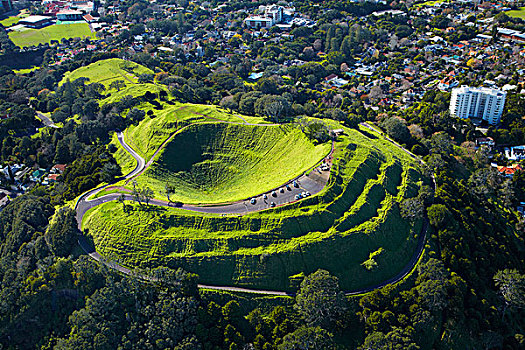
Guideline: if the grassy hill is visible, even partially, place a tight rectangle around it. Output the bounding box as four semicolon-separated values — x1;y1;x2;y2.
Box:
83;123;426;291
9;23;95;48
59;58;153;90
131;123;331;204
107;102;272;179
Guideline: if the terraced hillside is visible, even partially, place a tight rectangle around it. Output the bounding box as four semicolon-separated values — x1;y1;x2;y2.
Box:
83;124;426;292
133;123;331;204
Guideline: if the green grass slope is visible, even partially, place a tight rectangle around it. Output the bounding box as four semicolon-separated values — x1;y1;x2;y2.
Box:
59;58;153;89
134;123;331;204
9;23;95;48
84;124;426;291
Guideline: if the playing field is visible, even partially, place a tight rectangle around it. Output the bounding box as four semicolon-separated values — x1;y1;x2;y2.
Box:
9;23;95;47
508;7;525;19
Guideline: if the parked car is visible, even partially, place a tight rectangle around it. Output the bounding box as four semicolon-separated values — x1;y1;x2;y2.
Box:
293;181;299;188
250;198;256;204
263;194;268;200
280;188;285;193
271;191;277;197
270;202;276;207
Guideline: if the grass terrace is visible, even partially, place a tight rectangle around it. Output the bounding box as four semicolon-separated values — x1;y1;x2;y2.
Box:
83;123;426;292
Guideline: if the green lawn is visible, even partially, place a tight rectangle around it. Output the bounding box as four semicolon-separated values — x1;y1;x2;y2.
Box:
132;123;331;204
0;16;20;27
508;7;525;19
14;66;41;74
83;124;426;291
412;0;448;7
9;23;95;47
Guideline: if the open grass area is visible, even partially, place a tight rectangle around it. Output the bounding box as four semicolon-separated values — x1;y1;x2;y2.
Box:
0;16;20;27
0;9;29;27
14;66;41;74
9;23;95;48
508;7;525;19
60;58;153;89
132;123;331;204
412;0;448;7
83;123;425;291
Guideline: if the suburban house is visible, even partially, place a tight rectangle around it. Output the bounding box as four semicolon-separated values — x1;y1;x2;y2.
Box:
51;164;67;174
496;164;522;178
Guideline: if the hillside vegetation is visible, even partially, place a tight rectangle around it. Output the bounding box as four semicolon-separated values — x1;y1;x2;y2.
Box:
83;124;425;291
133;123;331;203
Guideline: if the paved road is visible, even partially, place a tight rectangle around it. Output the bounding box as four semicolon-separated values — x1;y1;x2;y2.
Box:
36;111;58;128
75;124;431;296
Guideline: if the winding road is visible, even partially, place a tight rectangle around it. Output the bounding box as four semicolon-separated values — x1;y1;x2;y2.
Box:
75;123;430;296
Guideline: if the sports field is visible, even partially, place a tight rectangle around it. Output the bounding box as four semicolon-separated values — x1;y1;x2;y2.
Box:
9;23;95;47
508;7;525;19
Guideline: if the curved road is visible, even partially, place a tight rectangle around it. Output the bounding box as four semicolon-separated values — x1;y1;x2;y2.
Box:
76;125;431;296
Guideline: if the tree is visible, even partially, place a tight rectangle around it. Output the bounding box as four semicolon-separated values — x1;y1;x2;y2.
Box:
278;327;336;350
117;193;128;212
164;184;174;202
220;95;238;112
100;162;121;183
380;117;410;144
416;259;450;312
493;269;525;315
468;168;499;197
109;80;126;92
132;180;142;205
45;207;80;257
254;95;291;123
294;269;347;328
400;197;424;221
142;186;154;206
427;204;450;228
138;73;154;84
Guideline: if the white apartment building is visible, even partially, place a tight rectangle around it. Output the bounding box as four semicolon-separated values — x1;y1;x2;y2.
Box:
244;5;283;29
449;86;506;125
